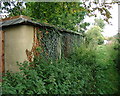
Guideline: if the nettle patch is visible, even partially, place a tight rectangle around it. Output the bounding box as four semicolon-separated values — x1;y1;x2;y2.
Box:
2;27;119;94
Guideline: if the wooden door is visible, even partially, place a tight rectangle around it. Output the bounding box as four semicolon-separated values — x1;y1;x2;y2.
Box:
0;31;4;73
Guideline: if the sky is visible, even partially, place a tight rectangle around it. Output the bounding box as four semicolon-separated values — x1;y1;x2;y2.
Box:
84;3;118;37
103;4;118;37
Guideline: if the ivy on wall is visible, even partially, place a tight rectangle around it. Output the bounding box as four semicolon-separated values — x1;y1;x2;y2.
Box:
26;26;82;62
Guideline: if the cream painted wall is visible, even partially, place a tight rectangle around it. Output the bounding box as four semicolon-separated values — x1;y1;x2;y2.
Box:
4;25;34;72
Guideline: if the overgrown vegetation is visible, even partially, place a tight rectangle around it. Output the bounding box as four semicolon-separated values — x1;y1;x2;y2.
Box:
85;18;105;46
1;1;116;32
1;1;119;95
2;42;119;94
95;44;119;94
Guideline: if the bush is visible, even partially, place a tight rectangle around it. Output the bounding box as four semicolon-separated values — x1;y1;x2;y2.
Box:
2;45;99;94
95;44;119;94
2;44;119;94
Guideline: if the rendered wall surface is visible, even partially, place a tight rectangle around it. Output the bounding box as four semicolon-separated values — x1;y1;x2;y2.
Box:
4;25;34;72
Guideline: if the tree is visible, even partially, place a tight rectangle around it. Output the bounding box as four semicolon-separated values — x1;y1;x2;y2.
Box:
82;0;118;23
85;18;106;45
1;1;118;32
85;26;104;45
1;2;89;32
24;2;90;32
94;18;105;29
0;2;25;17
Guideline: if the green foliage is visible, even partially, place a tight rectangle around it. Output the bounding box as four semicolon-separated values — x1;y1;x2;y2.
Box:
95;44;119;94
1;1;117;33
85;26;104;45
1;1;119;94
2;43;119;94
1;2;25;16
1;1;116;24
82;1;115;23
1;2;89;32
2;45;96;94
94;18;105;29
24;2;89;32
113;33;120;92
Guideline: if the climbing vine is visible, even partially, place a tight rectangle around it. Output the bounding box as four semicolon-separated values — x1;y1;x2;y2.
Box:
26;26;82;61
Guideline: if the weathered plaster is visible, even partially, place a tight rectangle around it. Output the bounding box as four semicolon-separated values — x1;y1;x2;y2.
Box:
4;25;34;72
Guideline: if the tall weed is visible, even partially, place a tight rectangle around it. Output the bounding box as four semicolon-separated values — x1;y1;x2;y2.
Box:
2;43;119;94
